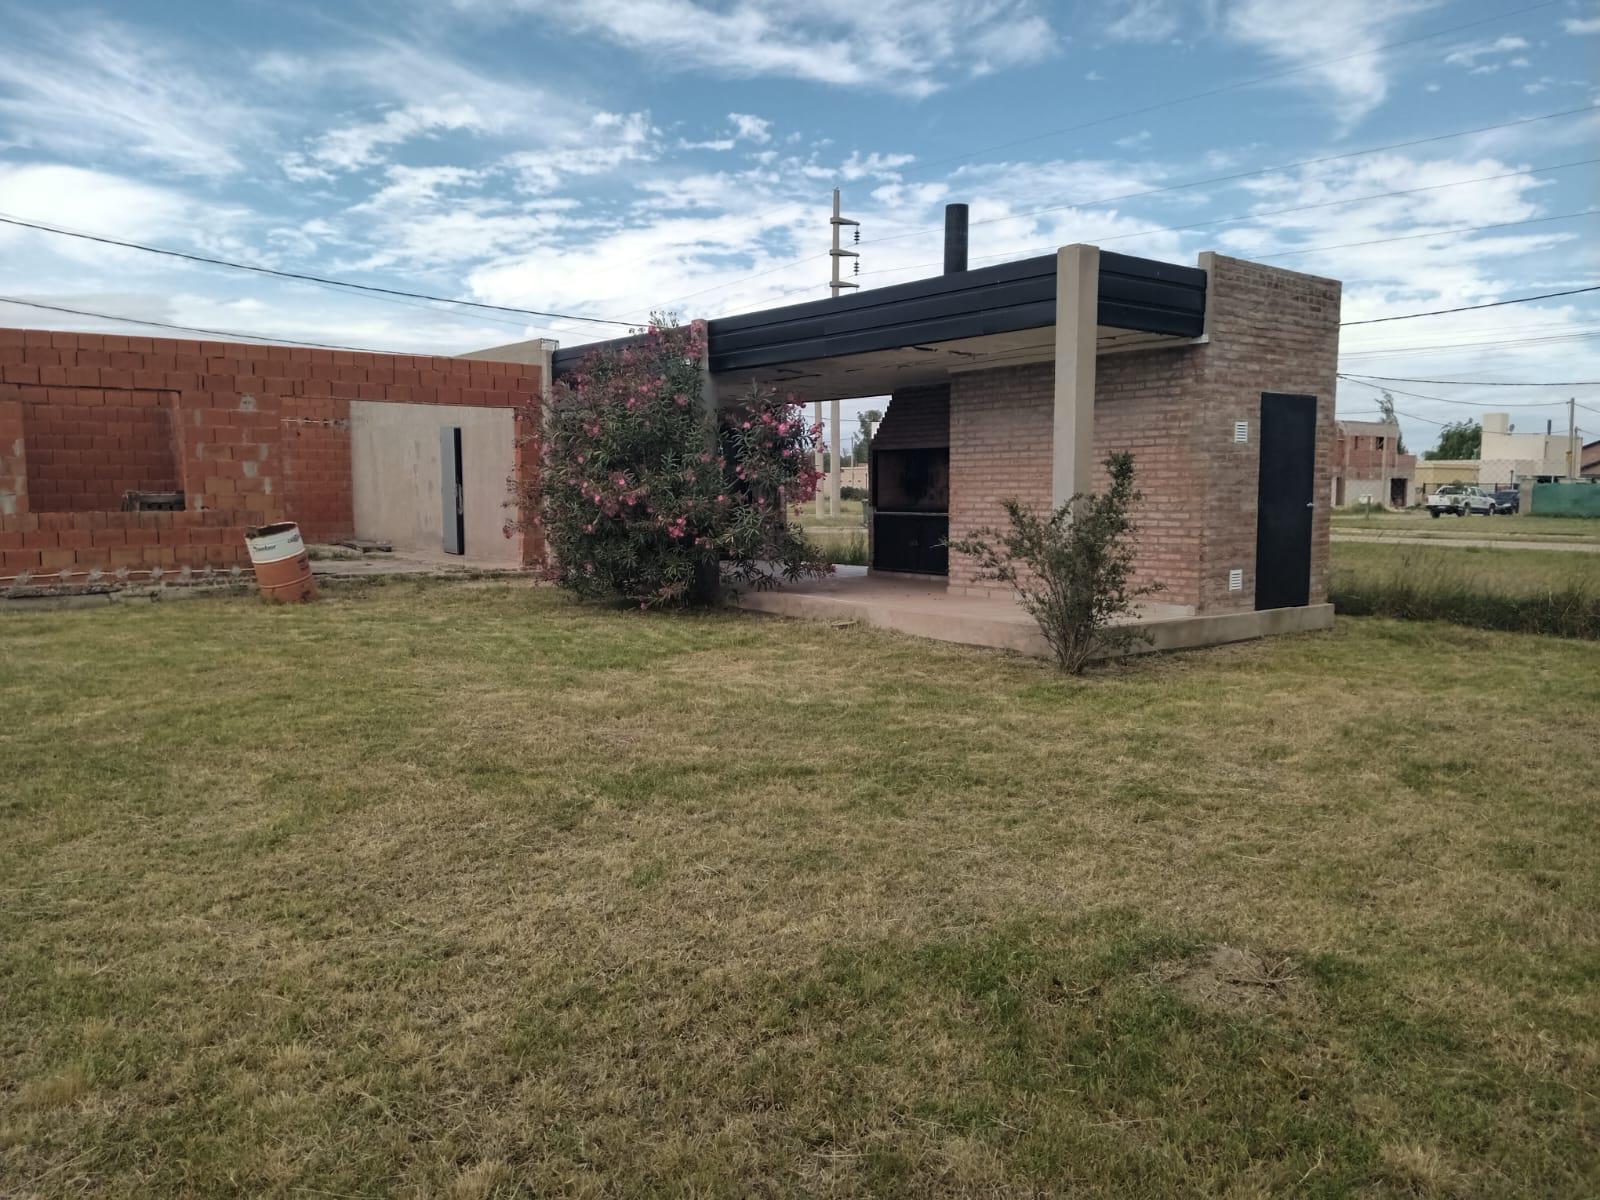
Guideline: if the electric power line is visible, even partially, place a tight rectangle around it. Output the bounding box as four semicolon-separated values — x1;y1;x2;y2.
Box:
869;104;1599;248
1342;372;1600;386
1339;375;1583;409
0;296;406;354
855;158;1600;283
586;0;1570;283
0;212;637;329
1341;285;1600;326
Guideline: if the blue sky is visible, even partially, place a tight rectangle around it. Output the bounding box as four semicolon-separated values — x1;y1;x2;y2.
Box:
0;0;1596;452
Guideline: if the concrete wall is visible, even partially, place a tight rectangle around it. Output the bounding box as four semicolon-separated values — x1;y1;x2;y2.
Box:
350;401;520;565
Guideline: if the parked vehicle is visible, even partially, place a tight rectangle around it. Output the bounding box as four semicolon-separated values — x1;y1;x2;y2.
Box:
1491;489;1520;514
1426;484;1496;517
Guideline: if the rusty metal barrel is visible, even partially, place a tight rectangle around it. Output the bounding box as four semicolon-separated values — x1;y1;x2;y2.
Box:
245;522;317;603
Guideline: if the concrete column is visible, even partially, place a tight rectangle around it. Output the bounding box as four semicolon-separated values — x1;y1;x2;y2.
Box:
1052;244;1100;508
813;401;824;519
829;398;841;517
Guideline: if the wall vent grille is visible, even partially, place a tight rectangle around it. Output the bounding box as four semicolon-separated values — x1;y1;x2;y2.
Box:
1234;421;1249;443
1228;568;1244;591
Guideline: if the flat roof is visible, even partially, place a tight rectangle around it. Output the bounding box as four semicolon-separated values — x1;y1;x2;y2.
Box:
552;247;1206;383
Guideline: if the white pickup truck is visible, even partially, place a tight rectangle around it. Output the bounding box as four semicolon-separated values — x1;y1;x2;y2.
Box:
1426;484;1496;518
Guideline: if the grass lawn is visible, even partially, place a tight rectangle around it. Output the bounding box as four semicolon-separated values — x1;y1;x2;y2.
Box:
1331;511;1600;544
3;583;1598;1197
1331;542;1600;596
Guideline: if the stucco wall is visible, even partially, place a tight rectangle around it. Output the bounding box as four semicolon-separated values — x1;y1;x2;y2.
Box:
350;401;520;565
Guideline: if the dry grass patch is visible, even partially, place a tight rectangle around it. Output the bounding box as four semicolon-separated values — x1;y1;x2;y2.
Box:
2;581;1597;1196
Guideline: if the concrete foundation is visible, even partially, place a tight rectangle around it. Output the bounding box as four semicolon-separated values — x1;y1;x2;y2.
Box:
736;567;1333;660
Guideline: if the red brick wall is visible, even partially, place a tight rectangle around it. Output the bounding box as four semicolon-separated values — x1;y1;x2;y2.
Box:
1091;348;1207;607
947;364;1054;594
940;254;1340;611
0;328;543;584
279;397;354;544
1188;255;1340;610
875;384;950;449
21;391;181;512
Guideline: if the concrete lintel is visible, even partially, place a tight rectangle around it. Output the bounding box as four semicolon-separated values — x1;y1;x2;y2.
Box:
1053;244;1099;507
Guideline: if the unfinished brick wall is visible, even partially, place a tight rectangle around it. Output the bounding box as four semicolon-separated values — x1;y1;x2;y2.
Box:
21;391;180;512
0;328;543;584
278;397;354;545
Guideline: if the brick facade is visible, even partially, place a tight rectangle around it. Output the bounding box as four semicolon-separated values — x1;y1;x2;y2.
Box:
0;328;542;584
874;384;950;450
932;254;1340;612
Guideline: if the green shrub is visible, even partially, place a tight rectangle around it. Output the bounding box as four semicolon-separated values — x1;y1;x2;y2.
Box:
532;319;831;607
946;453;1162;674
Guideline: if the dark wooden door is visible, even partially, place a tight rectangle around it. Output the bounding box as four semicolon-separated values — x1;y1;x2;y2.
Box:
1254;393;1317;610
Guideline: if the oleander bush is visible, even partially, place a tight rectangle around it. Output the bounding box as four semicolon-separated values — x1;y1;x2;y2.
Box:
531;319;830;608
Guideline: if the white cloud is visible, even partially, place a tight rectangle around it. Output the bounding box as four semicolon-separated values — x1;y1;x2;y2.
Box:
1444;34;1531;74
289;98;493;177
455;0;1059;97
1562;12;1600;34
728;113;773;143
1103;0;1183;43
0;165;194;253
0;18;260;176
504;112;658;193
1224;0;1440;126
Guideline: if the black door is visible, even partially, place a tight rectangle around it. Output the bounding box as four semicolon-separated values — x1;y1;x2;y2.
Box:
1254;393;1317;609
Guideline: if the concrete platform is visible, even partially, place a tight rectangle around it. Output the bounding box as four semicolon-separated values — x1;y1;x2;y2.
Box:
735;567;1334;659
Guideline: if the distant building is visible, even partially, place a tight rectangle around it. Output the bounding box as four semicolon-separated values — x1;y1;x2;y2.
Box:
1414;459;1481;494
1581;438;1599;479
1333;419;1415;507
1480;412;1579;487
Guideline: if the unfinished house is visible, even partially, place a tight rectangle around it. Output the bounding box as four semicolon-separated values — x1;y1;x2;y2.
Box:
553;206;1342;657
1333;419;1416;508
0;332;542;587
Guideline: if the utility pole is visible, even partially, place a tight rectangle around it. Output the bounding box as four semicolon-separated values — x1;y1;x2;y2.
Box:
829;187;859;299
830;398;841;517
821;189;859;518
1568;396;1578;480
814;400;824;519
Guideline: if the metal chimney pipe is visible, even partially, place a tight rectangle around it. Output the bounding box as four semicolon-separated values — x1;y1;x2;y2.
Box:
943;203;969;274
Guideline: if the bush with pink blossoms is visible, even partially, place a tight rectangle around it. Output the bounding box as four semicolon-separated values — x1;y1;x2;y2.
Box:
529;318;832;608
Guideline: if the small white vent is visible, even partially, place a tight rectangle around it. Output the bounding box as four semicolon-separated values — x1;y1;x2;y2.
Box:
1233;420;1249;444
1228;568;1244;591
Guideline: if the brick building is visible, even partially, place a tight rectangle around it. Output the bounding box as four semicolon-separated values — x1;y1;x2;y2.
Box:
553;209;1342;654
0;331;542;586
1333;419;1416;508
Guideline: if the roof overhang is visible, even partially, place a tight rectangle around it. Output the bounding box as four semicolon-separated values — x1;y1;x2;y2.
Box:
551;247;1208;398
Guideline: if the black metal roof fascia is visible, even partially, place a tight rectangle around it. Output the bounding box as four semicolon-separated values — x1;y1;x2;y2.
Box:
551;250;1207;377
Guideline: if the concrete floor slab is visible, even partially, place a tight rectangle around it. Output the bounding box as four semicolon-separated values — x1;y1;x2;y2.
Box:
736;567;1333;659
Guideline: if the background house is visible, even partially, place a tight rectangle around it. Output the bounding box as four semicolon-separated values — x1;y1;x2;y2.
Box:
1480;411;1581;488
1333;418;1416;507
